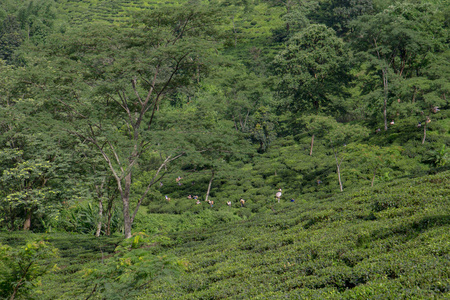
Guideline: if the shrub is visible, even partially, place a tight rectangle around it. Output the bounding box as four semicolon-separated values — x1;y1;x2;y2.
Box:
0;239;58;299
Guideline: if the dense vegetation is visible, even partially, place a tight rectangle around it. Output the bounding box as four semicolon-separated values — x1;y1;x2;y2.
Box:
0;0;449;298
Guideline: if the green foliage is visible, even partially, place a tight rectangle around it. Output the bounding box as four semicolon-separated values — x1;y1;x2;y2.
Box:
424;144;450;167
0;232;122;299
134;209;241;235
137;171;450;299
274;24;350;114
349;1;448;125
0;0;57;64
60;201;122;235
81;232;186;299
0;239;58;299
0;0;448;297
0;171;449;299
0;148;60;231
312;0;375;35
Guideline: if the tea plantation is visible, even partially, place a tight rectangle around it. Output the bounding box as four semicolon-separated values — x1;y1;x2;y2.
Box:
138;171;450;299
1;0;449;298
2;170;448;299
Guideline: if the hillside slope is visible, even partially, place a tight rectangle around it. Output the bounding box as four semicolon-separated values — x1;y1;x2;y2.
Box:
3;170;449;299
140;171;450;299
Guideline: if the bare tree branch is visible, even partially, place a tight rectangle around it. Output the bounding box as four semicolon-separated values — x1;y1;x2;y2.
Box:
131;152;185;222
131;77;143;105
147;53;190;130
55;98;88;119
69;128;124;195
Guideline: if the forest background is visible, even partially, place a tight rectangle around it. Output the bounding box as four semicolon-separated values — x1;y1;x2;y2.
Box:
0;0;449;299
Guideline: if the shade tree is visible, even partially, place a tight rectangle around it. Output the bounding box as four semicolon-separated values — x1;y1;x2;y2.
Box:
311;0;375;35
0;84;88;231
350;2;448;130
0;0;57;64
0;151;54;231
268;0;316;42
0;14;22;63
294;114;340;156
202;62;277;152
27;4;226;238
273;24;351;115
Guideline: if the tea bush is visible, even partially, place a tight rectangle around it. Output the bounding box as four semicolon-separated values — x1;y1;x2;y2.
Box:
136;171;450;299
2;168;448;299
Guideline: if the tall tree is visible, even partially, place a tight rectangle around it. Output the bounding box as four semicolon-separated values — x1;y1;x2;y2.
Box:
0;14;22;63
311;0;374;35
0;61;86;231
0;0;57;64
203;62;276;152
31;4;224;238
273;24;350;115
350;2;447;130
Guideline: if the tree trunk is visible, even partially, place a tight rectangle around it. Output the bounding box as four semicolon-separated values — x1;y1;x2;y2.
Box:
333;148;344;192
95;181;105;237
106;212;112;236
106;197;115;236
232;115;239;131
337;164;343;192
382;67;388;131
122;172;133;239
10;279;23;300
422;123;427;144
310;134;315;156
196;57;200;84
23;210;31;230
9;205;15;231
205;169;215;202
95;197;103;237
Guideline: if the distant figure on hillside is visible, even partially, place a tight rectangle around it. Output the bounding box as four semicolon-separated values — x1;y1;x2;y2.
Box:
209;200;214;208
417;122;422;128
160;181;163;187
196;200;201;205
276;189;282;203
187;195;192;199
193;195;198;200
165;195;170;201
317;180;322;185
177;182;182;186
433;106;440;113
176;176;182;183
426;117;431;124
290;198;295;202
390;120;395;125
240;198;245;207
375;128;381;133
227;201;232;207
